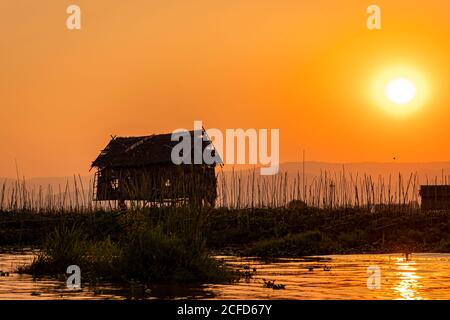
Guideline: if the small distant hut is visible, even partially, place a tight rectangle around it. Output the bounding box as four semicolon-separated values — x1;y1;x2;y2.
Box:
419;185;450;210
91;130;219;207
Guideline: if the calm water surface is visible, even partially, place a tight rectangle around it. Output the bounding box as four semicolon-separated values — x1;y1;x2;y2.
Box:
1;250;450;300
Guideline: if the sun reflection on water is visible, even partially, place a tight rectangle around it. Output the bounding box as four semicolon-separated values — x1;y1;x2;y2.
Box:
392;258;423;300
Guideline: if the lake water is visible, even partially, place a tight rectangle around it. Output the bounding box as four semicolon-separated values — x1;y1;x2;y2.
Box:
1;250;450;300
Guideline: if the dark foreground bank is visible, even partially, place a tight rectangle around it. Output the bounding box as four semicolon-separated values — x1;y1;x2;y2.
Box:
2;207;450;257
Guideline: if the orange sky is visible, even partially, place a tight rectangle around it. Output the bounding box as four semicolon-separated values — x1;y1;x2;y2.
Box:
1;0;450;177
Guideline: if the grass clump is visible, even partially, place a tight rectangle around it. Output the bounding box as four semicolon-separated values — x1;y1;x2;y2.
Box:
20;219;237;285
120;226;236;283
20;224;123;280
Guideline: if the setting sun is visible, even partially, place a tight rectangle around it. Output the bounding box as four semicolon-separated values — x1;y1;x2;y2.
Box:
371;66;431;116
385;78;416;105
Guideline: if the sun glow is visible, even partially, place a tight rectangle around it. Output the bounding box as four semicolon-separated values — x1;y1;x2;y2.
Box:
371;66;430;116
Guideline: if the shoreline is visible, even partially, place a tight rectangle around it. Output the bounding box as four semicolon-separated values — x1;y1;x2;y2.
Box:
1;207;450;259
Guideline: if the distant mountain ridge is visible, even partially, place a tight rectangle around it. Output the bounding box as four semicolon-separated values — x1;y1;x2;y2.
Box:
223;161;450;186
280;161;450;177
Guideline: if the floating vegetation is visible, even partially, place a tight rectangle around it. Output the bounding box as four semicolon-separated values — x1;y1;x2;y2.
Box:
238;264;257;279
262;279;286;290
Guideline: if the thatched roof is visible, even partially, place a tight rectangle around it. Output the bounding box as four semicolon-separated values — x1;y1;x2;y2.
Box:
91;130;215;168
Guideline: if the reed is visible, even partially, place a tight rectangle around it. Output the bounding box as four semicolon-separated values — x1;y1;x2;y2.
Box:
215;168;435;211
0;167;449;212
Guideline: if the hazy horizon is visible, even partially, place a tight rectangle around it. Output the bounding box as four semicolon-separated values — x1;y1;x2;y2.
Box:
4;159;450;180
